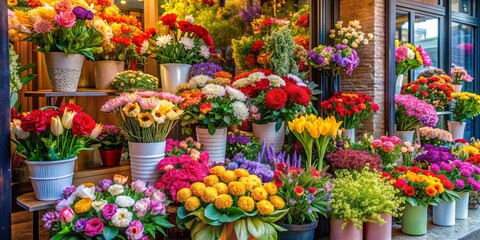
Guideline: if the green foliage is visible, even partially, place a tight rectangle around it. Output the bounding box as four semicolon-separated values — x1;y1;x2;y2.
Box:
110;70;159;91
9;44;36;108
231;35;258;71
451;92;480;122
263;26;299;76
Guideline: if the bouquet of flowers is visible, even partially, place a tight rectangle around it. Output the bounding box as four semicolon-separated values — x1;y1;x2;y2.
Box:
328;20;373;49
307;44;360;76
175;167;288;240
320;92;380;129
273;157;331;225
165;137;206;161
97;124;126;151
176;75;249;135
401;75;454;110
327;149;382;172
415;144;456;165
110;70;159;91
419;127;453;146
10;103;101;161
188;62;223;78
389;166;453;206
42;175;173;239
401;142;422;166
156;153;210;202
232;69;313;129
149;13;214;64
394;94;438;131
226;131;261;160
451;92;480;122
371;136;402;171
451;66;474;85
11;1;107;60
331;168;404;229
395;40;432;76
100;91;184;143
430;160;480;192
290;4;310;38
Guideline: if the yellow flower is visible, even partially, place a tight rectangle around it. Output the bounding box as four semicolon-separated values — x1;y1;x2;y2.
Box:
176;188;192;203
190;182;206;197
204;175;219;187
210;166;226;177
221;170;237;183
201;187;218;203
239;177;254;191
305;121;320;139
213;182;228;195
7;0;18;7
238;196;255;212
214;194;233;209
234;168;250;178
406;172;416;182
74;198;92;213
415;175;427;183
462;145;480;156
248;175;262;187
138;112;154;128
251;187;268;201
325;116;343;137
257;200;274;215
228;181;246;196
185;196;200;211
269;195;285;210
288;117;306;134
33;7;56;21
123;103;140;117
155;100;175;115
263;182;278;195
431;182;445;193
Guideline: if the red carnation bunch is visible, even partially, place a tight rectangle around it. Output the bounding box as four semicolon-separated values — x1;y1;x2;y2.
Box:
321;92;380;129
401;75;454;110
296;13;309;27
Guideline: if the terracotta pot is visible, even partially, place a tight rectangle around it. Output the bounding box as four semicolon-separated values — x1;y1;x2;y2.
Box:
99;148;123;167
363;213;392;240
330;219;362;240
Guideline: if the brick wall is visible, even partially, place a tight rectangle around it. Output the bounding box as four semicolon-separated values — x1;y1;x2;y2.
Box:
339;0;386;137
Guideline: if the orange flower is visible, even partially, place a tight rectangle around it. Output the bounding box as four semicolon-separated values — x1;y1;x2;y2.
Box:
257;53;270;66
425;186;437;197
294;186;304;196
200;102;213;114
214;71;233;79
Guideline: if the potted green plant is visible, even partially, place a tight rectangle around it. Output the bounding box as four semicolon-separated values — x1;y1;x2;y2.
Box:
96;124;126;167
110;70;159;91
449;92;480;140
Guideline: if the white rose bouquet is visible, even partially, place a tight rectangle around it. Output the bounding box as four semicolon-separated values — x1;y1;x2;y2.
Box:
329;20;373;49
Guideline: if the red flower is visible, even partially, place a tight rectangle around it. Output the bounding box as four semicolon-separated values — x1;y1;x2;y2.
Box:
455;139;468;143
144;28;157;38
410;166;421;173
42;109;60;125
294;186;305;196
239;86;257;98
404;186;415;196
254;78;271;91
251;68;274;76
20;110;48;134
11;107;22;121
393;179;407;189
421;91;429;97
273;170;283;178
394;166;408;173
200;102;213;114
290;168;303;175
310;168;321;178
422;169;434;176
381;172;392;180
298;61;308;72
261;18;273;27
178;20;193;32
252;40;264;52
265;89;287;110
59;103;83;113
72;112;96;136
285;85;310;106
274;179;284;187
192;25;208;39
302;86;312;96
370;103;380;112
276;163;286;171
245;54;257;67
307;187;317;195
296;13;309;27
120;25;131;34
411;84;420;93
160;13;177;29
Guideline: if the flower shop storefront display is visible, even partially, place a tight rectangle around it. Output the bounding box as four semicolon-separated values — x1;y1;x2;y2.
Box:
150;13;214;93
101;91;184;184
10;104;101;200
96;124;126;167
449;92;480;140
395;40;432;94
451;66;474;92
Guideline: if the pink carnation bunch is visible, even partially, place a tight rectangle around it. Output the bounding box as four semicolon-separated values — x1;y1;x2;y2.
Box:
451;66;474;84
372;136;402;170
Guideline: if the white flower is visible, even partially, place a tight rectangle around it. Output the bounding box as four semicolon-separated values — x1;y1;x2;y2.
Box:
92;199;108;212
367;33;374;39
202;84;226;98
111;208;133;227
247;72;266;82
351;42;358;48
200;45;210;59
226;86;247;101
363;39;369;45
190;75;212;88
140;40;149;54
76;184;96;200
108;184;124;196
115;196;135;207
329;34;335;38
287;74;307;87
232;77;255;88
267;75;286;87
185;15;194;24
156;35;172;48
341;39;348;44
232;101;249;120
55;192;78;211
180;37;194;50
407;49;415;60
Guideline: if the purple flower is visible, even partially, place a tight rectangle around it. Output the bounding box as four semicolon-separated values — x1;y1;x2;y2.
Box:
150;200;166;215
288;198;296;205
455;179;465;189
41;211;60;229
240;4;261;23
63;185;76;199
126;220;144;240
415;146;454;165
430;163;440;173
453;160;463;168
72;7;87;19
331;53;342;63
326;193;332;202
339;58;350;67
336;44;347;50
74;218;87;232
102;204;116;221
307;208;313;214
460;168;472;177
85;11;94;20
98;179;113;191
188;62;223;78
395;94;438;130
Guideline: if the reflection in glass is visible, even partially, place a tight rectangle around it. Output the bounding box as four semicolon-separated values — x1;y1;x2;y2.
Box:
411;0;440;5
414;15;439;78
396;12;409;42
452;0;474;16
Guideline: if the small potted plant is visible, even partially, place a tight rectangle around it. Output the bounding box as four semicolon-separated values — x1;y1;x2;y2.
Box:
449;92;480;140
451;65;473;92
394;41;432;94
401;74;454;111
97;124;126;167
110;70;159;91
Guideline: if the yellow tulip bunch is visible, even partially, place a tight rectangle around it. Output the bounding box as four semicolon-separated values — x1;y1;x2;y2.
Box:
288;114;342;170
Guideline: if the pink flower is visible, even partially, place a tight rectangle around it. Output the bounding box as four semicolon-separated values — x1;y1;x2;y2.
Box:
138;97;160;110
371;139;382;148
144;186;155;197
126;220;144;240
151;190;167;202
133;198;151;218
59;207;74;223
55;11;76;28
33;18;53;33
102;204;116;221
131;180;147;194
150;200;166;215
199;151;209;164
84;218;104;237
395;46;408;62
381;141;395;152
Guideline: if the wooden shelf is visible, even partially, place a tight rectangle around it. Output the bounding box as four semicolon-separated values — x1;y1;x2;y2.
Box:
24;88;122;106
73;163;131;185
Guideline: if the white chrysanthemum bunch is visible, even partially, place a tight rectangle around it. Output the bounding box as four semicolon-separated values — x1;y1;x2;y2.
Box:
190;75;212;88
202;84;226;98
329;20;374;49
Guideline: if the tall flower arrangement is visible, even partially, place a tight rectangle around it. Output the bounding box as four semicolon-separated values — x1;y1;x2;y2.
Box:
149;13;214;64
451;92;480;122
307;44;360;76
451;66;474;85
394;94;438;131
395;40;432;76
401;75;454;110
100;91;184;143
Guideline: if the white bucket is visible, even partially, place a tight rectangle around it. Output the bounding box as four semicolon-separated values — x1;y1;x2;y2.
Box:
196;127;227;164
455;191;470;219
448;121;466;141
159;63;192;93
26;157;77;201
342;128;356;143
433;201;456;226
252;121;285;153
128;141;166;185
395;130;415;144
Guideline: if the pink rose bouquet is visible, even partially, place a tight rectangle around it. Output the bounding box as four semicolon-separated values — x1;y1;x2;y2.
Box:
371;136;402;170
451;66;474;85
165;137;207;161
43;175;173;239
419;127;453;146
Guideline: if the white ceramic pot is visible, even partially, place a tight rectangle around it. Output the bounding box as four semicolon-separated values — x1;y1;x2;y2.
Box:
252;121;285;153
395;74;405;94
94;61;125;90
456;191;470;219
342;128;356;143
196;127;227;164
453;84;463;93
159;63;192;93
26;157;77;201
128;141;166;185
44;52;85;92
433;201;456;226
395;130;415;144
448;121;466;141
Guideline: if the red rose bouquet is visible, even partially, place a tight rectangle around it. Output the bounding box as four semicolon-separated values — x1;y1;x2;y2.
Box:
10;103;102;161
232;69;313;130
320;92;380;129
401;75;454;110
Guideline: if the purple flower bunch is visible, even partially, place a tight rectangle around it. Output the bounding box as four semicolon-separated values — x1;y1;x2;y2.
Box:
327;149;382;171
395;94;438;131
415;144;455;165
226;132;261;160
188;62;223;78
227;153;274;182
307;44;360;75
72;6;94;20
431;160;480;191
240;4;262;23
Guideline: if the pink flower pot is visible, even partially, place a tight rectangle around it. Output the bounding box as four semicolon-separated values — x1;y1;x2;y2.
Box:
363;213;392;240
330;219;362;240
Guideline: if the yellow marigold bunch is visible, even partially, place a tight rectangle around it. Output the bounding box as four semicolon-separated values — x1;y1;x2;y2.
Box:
238;196;255;212
269;195;285;210
257;200;274;215
210;166;226;177
176;188;192;203
228;181;246;196
463;145;480;156
213;182;228;194
248;174;262;187
234;168;249;178
239;177;255;190
221;170;237;183
190;182;206;197
251;187;268;201
214;194;233;209
74;198;93;213
201;187;218;203
204;175;219;187
263;182;278;195
185;196;201;211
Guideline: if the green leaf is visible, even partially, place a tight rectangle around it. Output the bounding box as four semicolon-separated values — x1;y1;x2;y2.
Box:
259;223;278;240
204;203;222;221
103;226;118;240
275;119;283;132
246;217;265;239
258;209;289;222
207;125;217;135
218;207;245;223
151;215;174;228
234;219;249;240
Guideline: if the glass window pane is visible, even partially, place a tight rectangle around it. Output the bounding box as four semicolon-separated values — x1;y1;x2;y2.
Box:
410;0;440;6
396;12;409;42
452;22;475;138
452;0;474;16
414;15;440;77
